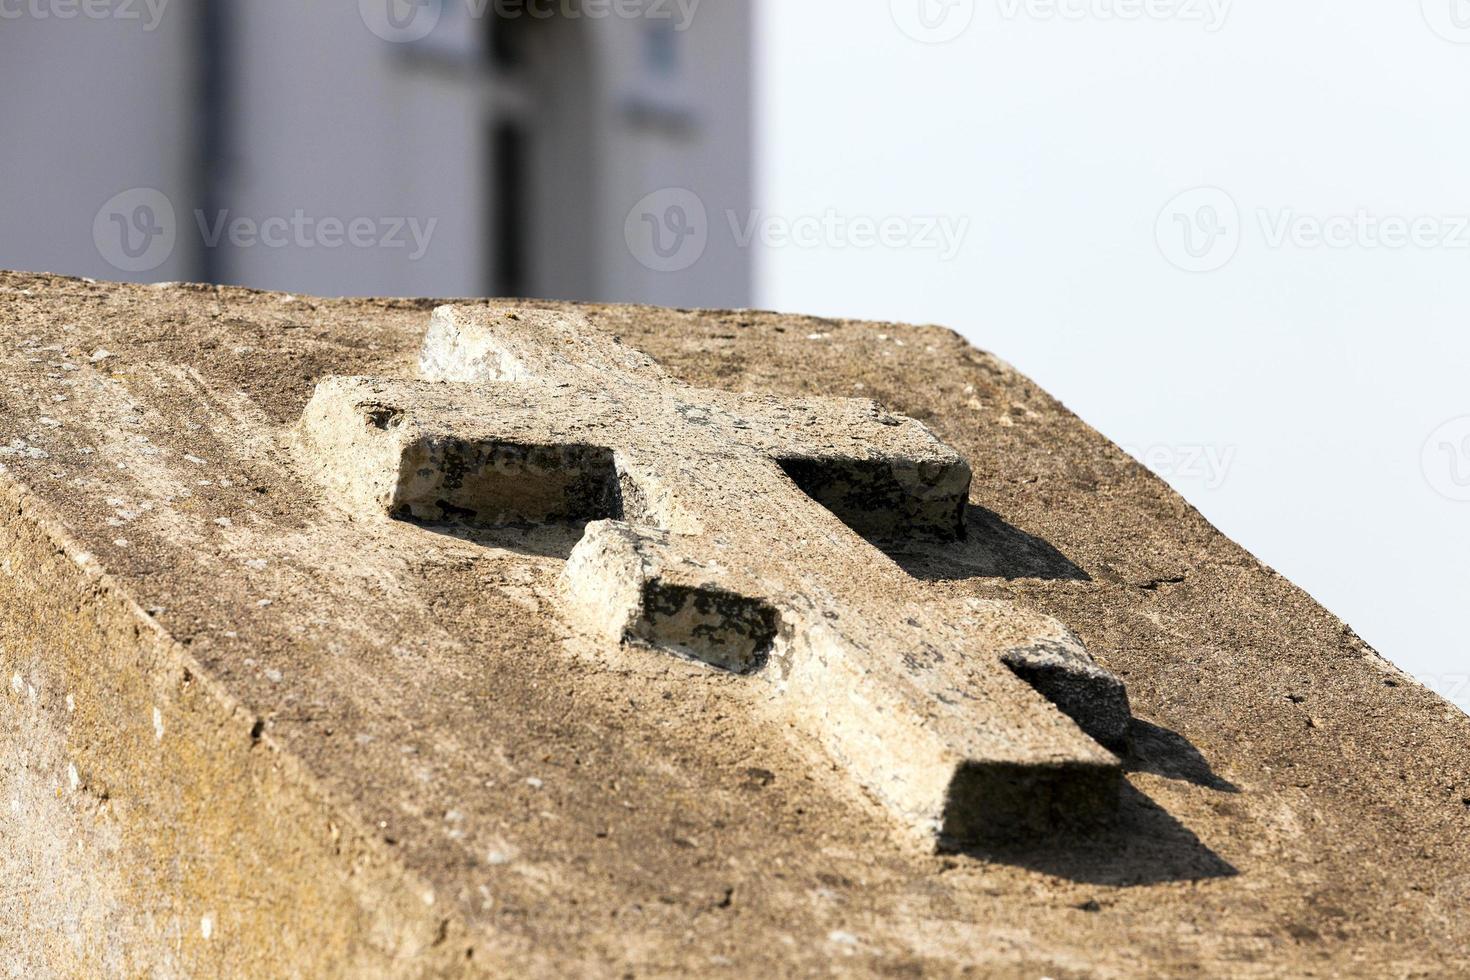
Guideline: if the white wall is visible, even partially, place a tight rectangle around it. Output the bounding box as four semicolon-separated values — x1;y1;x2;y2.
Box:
0;5;195;283
223;0;752;304
0;0;752;306
222;3;486;298
597;1;755;308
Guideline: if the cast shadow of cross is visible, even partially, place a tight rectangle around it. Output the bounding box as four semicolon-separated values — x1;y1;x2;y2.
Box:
826;501;1091;583
957;718;1241;885
955;780;1238;886
297;305;1231;880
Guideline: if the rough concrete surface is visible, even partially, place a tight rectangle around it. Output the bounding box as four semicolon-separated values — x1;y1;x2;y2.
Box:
0;270;1466;977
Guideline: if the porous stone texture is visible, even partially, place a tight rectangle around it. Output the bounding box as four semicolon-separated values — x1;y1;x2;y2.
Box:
1;271;1468;977
299;306;1126;846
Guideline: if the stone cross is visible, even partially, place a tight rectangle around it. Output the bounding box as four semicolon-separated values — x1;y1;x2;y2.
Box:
298;306;1130;846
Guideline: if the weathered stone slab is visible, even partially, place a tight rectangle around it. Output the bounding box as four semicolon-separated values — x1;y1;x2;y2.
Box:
2;272;1469;978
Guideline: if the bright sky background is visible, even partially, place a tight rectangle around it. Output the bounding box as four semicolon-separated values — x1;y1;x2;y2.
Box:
756;0;1470;709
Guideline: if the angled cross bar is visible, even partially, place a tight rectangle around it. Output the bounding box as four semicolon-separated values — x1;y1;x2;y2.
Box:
298;306;1130;846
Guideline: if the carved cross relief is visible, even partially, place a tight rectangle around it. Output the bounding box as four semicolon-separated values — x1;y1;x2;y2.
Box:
299;306;1130;846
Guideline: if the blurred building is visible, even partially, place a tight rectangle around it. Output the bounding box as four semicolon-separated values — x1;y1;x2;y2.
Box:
0;0;752;306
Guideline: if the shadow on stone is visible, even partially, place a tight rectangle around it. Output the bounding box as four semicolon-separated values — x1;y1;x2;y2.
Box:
940;760;1122;845
1124;720;1239;793
406;519;592;561
950;782;1238;887
876;505;1090;583
1002;643;1132;750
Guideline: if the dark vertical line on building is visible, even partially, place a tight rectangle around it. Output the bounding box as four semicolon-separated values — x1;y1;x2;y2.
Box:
490;122;527;298
193;0;229;284
485;11;532;298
